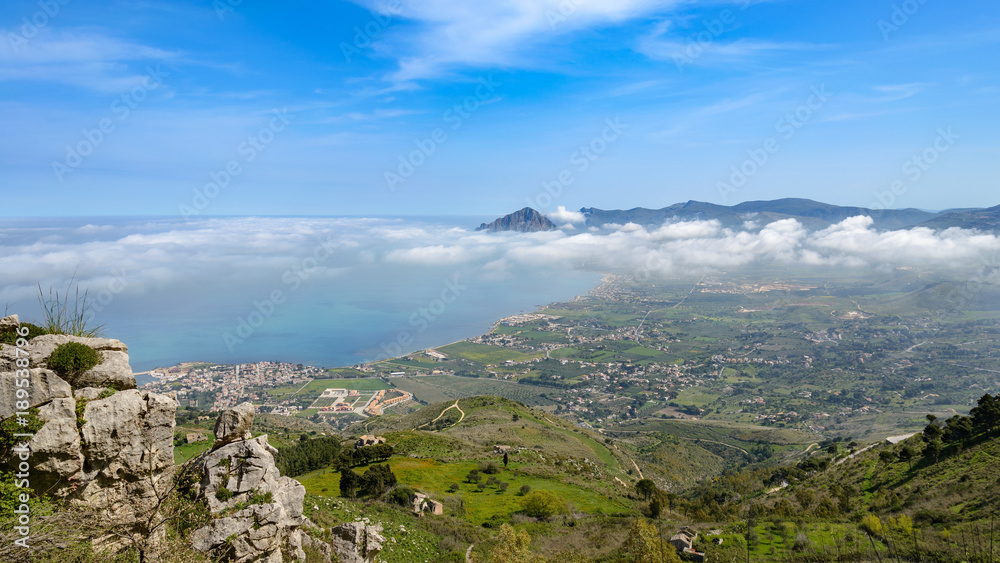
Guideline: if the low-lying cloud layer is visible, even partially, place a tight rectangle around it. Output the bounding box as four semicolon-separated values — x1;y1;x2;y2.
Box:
2;215;999;308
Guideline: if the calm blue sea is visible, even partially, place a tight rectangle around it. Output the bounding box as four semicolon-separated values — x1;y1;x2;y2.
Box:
0;216;602;372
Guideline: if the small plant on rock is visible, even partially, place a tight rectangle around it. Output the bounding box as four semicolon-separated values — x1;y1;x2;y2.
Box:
46;341;102;377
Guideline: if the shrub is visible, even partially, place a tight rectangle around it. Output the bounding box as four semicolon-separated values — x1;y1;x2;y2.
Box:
215;487;234;501
480;461;501;475
0;321;46;344
390;485;416;507
521;490;567;518
518;484;531;496
46;342;102;377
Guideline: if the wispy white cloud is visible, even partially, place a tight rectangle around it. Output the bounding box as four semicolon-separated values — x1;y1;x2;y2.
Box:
351;0;680;82
0;28;177;92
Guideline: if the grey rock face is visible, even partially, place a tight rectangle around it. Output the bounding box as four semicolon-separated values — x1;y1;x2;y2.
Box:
1;334;136;390
0;324;175;556
0;314;18;331
213;401;255;447
330;522;384;563
185;406;313;562
28;397;84;495
0;368;72;419
73;389;178;549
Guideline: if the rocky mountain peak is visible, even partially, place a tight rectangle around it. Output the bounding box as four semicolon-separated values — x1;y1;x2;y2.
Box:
476;207;557;232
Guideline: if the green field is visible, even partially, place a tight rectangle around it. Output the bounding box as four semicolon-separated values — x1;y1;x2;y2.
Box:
385;376;557;406
437;341;540;364
264;377;391;398
299;457;632;525
174;438;213;464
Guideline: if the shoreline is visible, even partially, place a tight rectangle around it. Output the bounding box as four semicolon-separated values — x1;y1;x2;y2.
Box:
143;275;618;378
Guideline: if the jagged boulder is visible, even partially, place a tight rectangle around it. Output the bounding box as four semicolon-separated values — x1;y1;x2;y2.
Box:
0;314;18;331
27;334;136;390
0;331;136;391
213;401;254;447
330;522;384;563
184;405;316;562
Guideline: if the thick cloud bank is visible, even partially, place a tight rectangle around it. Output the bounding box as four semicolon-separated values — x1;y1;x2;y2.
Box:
1;215;998;307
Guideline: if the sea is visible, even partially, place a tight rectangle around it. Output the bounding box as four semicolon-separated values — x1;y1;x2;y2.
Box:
0;215;602;373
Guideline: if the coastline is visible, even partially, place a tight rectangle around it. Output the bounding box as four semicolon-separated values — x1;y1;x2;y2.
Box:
142;274;618;379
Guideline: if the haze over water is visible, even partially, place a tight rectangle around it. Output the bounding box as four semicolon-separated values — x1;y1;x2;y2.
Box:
0;216;601;371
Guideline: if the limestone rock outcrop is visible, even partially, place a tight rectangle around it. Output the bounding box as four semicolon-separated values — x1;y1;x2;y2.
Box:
183;404;321;562
0;315;176;555
330;522;385;563
213;401;255;447
0;330;136;391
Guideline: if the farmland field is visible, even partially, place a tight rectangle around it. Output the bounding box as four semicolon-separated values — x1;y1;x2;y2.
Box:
298;457;632;525
389;375;557;406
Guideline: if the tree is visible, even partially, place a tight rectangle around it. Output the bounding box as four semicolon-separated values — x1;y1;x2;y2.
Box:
944;415;974;443
827;443;838;455
503;451;509;467
649;496;663;519
923;438;943;463
617;518;680;563
521;490;567;518
359;464;396;497
339;467;358;499
636;479;657;501
970;393;1000;434
898;445;916;471
489;524;533;563
466;469;481;484
518;484;531;496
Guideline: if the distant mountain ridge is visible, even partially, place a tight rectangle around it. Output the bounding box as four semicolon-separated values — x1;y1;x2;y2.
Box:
579;198;944;231
478;199;1000;233
913;203;1000;231
476;207;557;232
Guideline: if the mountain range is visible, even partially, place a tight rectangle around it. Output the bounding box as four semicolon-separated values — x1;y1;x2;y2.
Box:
578;198;1000;231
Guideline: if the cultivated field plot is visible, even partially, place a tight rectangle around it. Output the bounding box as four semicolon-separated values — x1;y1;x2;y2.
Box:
437;341;540;364
389;375;557;406
264;377;391;399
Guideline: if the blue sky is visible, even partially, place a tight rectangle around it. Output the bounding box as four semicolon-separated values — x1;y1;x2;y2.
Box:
2;0;999;217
